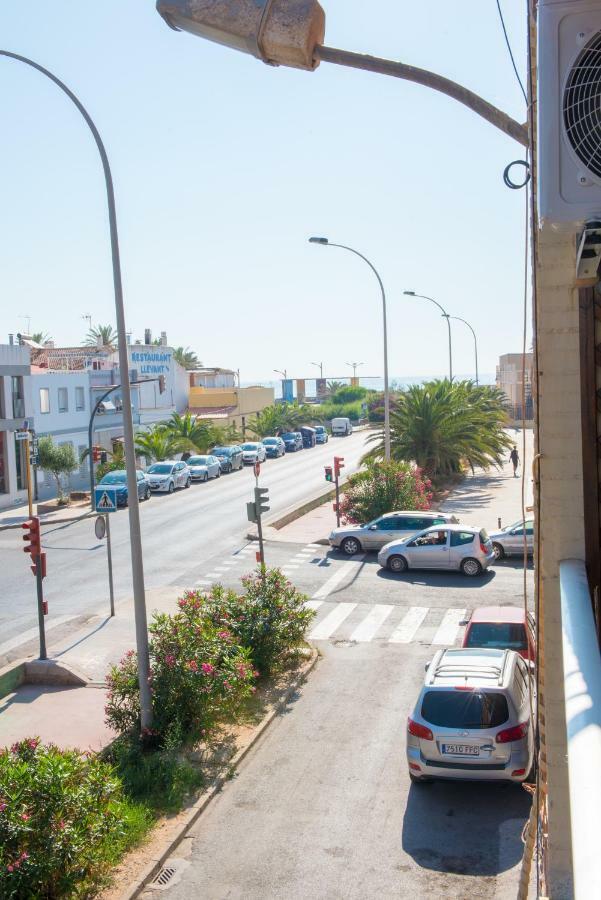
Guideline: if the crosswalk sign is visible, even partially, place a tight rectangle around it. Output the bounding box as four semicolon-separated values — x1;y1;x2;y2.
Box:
94;486;118;513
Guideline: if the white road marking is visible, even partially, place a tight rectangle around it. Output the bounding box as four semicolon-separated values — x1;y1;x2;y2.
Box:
388;607;429;644
350;604;394;642
305;600;324;611
307;544;322;549
309;603;357;640
194;580;212;587
204;572;225;579
312;558;364;600
0;615;77;657
219;560;237;566
431;608;467;645
282;565;300;571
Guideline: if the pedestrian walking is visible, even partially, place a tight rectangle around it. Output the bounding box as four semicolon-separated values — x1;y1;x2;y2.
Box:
509;445;520;478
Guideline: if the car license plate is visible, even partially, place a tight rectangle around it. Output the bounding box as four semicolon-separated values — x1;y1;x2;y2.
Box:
442;743;480;756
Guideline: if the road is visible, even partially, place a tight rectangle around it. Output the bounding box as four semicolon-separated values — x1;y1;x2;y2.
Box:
0;431;369;662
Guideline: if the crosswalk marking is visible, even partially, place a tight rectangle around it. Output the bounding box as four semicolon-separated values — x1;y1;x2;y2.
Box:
194;580;211;587
309;603;357;640
431;608;466;645
312;558;364;600
350;604;394;642
388;607;429;644
305;600;324;612
204;572;225;579
307;544;322;549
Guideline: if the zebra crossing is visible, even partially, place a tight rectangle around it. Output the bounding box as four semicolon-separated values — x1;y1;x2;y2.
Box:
305;601;467;647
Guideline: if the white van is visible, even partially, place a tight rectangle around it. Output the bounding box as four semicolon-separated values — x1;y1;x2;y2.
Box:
331;417;353;436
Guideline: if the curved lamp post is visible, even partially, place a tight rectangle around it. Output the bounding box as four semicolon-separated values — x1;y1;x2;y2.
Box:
448;316;479;385
403;291;453;382
0;50;152;729
310;237;390;459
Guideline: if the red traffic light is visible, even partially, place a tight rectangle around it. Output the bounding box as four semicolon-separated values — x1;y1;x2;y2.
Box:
334;456;345;477
31;551;47;580
21;517;41;559
92;446;101;463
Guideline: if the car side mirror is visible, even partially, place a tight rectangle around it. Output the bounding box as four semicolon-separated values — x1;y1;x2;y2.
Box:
424;661;431;672
459;619;469;627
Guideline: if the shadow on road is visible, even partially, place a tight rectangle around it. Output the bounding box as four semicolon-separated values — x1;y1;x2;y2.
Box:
402;779;531;876
376;567;497;589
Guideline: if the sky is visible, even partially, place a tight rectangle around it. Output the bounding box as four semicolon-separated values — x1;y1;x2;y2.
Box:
0;1;530;384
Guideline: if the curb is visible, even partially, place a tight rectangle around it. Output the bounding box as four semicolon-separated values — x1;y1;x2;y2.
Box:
118;648;319;900
0;508;94;532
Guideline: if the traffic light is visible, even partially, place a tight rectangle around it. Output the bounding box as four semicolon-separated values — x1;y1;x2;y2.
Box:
254;486;270;516
92;447;101;463
334;456;345;477
324;466;333;482
246;501;258;523
21;517;41;559
100;451;108;465
158;375;166;394
31;551;47;580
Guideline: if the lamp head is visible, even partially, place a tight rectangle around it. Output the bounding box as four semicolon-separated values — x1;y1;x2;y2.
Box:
309;236;329;245
403;290;416;296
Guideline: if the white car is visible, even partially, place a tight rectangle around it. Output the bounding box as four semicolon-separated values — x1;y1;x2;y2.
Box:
241;442;267;464
186;455;221;482
146;460;191;492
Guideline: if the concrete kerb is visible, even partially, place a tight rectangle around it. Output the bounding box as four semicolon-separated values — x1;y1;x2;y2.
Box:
117;648;319;900
246;480;349;544
0;657;92;700
0;508;94;532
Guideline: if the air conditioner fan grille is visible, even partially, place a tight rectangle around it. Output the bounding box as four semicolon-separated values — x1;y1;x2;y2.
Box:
564;32;601;180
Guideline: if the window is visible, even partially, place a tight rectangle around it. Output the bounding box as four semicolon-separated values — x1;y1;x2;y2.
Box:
39;388;50;414
75;387;85;412
14;435;26;490
0;432;6;493
58;387;68;413
11;376;24;418
450;531;475;547
421;691;509;729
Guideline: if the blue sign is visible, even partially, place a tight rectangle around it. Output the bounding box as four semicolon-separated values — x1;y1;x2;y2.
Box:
94;486;118;513
282;379;294;403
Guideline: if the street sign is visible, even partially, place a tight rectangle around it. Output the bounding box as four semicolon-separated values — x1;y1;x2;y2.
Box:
95;516;107;539
94;486;118;513
253;461;261;478
15;431;29;441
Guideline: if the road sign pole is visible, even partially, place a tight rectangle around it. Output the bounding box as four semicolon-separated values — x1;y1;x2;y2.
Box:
335;470;341;527
35;554;47;660
105;513;115;617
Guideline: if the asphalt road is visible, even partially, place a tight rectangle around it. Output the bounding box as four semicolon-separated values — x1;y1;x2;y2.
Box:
0;431;369;659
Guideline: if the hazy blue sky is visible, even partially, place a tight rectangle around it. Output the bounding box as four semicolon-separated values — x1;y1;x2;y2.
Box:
0;1;529;383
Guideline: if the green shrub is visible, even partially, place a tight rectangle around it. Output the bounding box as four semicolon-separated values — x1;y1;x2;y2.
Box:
319;400;363;422
339;460;432;524
193;568;314;676
330;385;369;404
105;612;255;746
0;738;147;899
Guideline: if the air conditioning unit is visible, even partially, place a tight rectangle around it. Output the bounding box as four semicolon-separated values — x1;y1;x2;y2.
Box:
539;0;601;230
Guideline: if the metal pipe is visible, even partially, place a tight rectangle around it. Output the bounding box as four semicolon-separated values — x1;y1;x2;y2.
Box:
0;51;153;729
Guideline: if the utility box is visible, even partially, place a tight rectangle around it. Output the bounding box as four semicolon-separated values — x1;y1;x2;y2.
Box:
157;0;326;70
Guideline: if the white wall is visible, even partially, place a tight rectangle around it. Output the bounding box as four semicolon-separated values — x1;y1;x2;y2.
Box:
32;371;91;437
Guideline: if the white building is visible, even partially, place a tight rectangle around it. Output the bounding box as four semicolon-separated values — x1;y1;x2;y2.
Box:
496;352;533;416
0;343;33;510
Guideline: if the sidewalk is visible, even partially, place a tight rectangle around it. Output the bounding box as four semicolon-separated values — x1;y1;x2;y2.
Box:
0;498;93;530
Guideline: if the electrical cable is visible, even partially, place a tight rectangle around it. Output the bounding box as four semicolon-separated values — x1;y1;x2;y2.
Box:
495;0;528;104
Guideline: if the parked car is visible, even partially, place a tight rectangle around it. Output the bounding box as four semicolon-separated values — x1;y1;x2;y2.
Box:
241;442;267;464
262;436;285;458
98;470;151;506
212;445;244;473
489;518;535;560
186;454;221;482
281;432;303;452
331;416;353;436
462;606;536;662
378;524;494;577
407;647;534;784
314;425;329;444
300;426;317;448
329;511;457;556
146;460;191;493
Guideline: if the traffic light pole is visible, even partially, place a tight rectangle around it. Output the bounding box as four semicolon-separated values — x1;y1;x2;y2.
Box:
255;469;265;567
35;557;47;660
335;470;341;528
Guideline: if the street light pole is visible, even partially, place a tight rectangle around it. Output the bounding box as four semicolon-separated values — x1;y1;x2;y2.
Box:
0;51;153;729
311;361;324;379
403;291;453;382
310;238;390;460
448;316;479;385
346;361;364;379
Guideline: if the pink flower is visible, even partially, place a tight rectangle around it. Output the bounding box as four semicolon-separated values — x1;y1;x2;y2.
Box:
28;738;39;750
253;670;260;678
165;654;176;668
58;820;66;830
7;865;13;873
188;660;199;672
20;852;29;861
21;813;30;822
218;630;231;641
201;663;215;675
224;680;232;690
0;801;6;812
126;649;135;659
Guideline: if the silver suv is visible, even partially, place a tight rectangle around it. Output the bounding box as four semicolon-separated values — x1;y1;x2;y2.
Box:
407;648;534;784
329;511;457;556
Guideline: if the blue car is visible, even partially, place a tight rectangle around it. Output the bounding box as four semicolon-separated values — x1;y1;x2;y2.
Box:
262;436;286;458
281;432;303;452
98;470;151;507
315;425;329;444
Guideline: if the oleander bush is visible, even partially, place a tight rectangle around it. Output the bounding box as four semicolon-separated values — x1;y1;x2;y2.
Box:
339;460;433;524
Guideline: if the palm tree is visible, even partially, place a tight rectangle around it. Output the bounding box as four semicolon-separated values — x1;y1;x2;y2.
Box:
173;346;201;370
364;379;512;479
84;324;118;349
327;380;344;394
134;425;177;463
32;331;51;345
162;412;215;454
248;402;320;438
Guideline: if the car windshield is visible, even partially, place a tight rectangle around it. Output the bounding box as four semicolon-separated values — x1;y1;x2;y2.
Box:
421;690;509;729
315;426;324;433
147;464;173;475
282;433;296;440
263;439;277;444
466;623;527;651
242;444;259;450
188;457;208;465
212;448;229;457
100;472;126;484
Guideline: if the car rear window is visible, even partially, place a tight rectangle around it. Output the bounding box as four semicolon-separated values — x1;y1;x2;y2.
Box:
466;623;527;651
421;690;509;729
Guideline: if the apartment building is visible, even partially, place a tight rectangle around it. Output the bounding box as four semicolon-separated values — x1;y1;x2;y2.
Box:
0;344;33;510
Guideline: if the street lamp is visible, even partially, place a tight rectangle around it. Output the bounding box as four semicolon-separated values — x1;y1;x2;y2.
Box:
448;316;479;385
310;237;390;459
156;1;527;147
311;361;324;379
403;291;453;382
346;361;364;379
274;368;287;380
0;51;153;729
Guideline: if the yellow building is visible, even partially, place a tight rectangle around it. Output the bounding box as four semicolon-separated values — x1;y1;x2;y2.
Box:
187;369;273;435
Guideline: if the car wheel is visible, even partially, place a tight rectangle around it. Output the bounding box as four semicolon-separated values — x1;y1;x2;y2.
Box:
144;487;151;501
461;557;483;577
203;473;209;483
216;468;221;478
185;477;191;489
168;481;175;494
341;537;361;556
387;555;408;574
492;542;505;561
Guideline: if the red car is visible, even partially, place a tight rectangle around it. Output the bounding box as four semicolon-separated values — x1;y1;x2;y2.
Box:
462;606;536;661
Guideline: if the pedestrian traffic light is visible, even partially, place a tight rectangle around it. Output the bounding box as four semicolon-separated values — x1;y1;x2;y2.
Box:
92;446;101;463
21;517;41;559
324;466;333;482
158;375;166;394
334;456;345;477
254;486;270;516
31;551;47;580
100;451;108;465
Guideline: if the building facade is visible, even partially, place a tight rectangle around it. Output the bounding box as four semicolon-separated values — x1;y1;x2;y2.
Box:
496;352;534;420
0;344;33;510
